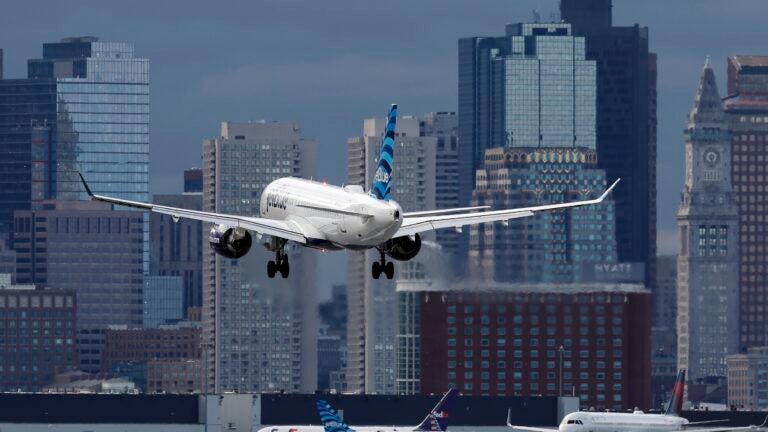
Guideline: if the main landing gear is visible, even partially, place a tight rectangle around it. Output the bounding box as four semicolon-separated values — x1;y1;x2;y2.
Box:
371;249;394;280
267;239;289;279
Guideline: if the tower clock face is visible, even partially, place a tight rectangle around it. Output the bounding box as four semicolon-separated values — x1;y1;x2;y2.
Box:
704;148;720;165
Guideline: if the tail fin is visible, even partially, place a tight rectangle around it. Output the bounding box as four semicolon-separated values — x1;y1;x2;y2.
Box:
413;388;459;432
316;400;354;432
369;104;397;201
665;369;686;416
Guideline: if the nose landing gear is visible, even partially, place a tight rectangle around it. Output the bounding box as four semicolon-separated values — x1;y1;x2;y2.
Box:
371;249;394;280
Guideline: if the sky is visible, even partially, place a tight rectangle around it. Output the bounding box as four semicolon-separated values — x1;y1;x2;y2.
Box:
2;0;767;298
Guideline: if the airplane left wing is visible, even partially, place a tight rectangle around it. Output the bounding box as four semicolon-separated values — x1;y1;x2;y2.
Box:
78;173;307;244
394;179;620;238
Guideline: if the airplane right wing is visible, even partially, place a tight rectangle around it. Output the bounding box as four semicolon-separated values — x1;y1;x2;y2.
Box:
395;179;620;238
507;409;558;432
684;416;768;432
78;173;307;244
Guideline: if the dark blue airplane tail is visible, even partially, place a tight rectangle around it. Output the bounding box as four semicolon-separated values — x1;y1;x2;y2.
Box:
413;388;459;432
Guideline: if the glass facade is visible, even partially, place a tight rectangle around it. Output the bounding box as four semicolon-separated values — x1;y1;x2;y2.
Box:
143;275;184;328
27;38;150;272
501;24;596;149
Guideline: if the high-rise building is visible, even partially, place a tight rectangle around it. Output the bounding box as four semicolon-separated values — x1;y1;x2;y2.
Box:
13;200;144;372
727;347;768;410
0;285;77;391
561;0;658;291
147;359;202;394
676;60;739;380
345;115;437;394
202;121;317;393
0;37;150;264
143;275;184;328
0;243;15;281
465;23;616;284
403;283;650;410
184;168;203;193
150;188;203;317
652;256;677;355
723;56;768;349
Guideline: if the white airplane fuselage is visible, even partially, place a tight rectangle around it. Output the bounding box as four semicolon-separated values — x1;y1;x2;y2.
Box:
260;177;403;250
259;427;408;432
555;411;688;432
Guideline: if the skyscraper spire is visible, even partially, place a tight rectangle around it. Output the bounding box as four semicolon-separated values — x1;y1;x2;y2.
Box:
688;57;725;130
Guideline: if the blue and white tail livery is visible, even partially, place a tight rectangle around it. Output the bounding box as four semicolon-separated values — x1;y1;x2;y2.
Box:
316;400;354;432
369;104;397;201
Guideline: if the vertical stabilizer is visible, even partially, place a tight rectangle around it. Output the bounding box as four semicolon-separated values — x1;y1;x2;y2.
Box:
316;400;355;432
369;104;397;201
665;369;686;416
413;388;459;432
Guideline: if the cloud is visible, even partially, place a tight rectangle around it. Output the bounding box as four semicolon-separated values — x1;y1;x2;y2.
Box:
199;55;453;103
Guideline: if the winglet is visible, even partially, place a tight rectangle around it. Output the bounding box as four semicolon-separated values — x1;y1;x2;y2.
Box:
758;414;768;428
598;178;620;202
507;408;513;427
78;172;94;198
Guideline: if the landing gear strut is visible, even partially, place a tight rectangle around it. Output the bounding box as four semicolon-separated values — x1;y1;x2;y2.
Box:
371;249;394;280
267;239;289;279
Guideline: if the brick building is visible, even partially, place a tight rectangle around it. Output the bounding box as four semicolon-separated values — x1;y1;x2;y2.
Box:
408;283;650;410
102;325;201;372
147;359;201;393
0;286;77;391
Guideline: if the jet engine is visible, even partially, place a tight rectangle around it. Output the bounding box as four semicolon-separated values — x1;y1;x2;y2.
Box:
383;234;422;261
208;225;252;259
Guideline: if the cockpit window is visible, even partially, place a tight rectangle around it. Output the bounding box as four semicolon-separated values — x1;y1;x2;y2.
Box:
567;421;575;424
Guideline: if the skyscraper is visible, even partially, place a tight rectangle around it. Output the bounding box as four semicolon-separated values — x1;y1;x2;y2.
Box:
723;56;768;349
13;200;144;372
345;115;437;394
676;60;739;380
560;0;657;291
150;170;203;317
0;36;150;262
465;23;616;284
202;121;317;393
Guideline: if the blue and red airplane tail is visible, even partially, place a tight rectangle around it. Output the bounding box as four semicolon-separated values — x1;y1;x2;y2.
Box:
413;388;459;432
665;369;686;416
316;400;354;432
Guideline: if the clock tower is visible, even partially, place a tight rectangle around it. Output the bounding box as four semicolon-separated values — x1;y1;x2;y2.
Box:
677;58;739;380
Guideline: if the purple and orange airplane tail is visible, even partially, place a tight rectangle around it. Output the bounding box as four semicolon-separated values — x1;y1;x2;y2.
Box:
665;369;686;416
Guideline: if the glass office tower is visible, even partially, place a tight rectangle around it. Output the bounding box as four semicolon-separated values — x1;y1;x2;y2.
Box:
27;37;150;270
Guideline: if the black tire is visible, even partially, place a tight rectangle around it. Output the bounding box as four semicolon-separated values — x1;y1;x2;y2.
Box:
385;261;395;279
267;260;276;278
280;259;290;278
372;261;381;279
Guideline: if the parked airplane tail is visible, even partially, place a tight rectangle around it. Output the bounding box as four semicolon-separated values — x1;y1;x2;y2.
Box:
413;388;459;432
316;400;354;432
369;104;397;201
665;369;686;416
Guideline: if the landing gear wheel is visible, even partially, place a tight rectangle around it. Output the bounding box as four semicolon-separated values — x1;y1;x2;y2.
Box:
372;261;381;279
279;258;290;279
385;261;394;279
267;261;277;278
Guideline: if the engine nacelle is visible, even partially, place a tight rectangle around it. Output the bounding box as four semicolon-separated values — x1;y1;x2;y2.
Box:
208;225;252;259
383;234;422;261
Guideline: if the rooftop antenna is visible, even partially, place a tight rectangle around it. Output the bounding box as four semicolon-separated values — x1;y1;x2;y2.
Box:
550;12;557;23
532;9;540;23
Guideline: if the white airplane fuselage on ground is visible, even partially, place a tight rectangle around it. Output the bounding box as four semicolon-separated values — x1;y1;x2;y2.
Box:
260;177;402;250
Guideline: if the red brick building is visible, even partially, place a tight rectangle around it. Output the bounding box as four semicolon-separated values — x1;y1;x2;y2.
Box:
102;325;201;372
416;284;651;411
147;359;201;393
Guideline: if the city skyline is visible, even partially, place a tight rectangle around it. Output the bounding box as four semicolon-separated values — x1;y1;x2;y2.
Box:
3;0;768;295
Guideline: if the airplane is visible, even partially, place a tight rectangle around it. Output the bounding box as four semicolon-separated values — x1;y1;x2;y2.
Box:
257;388;458;432
78;104;619;279
507;369;768;432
